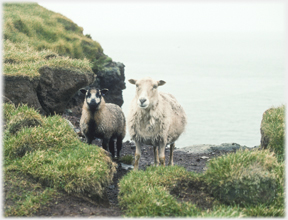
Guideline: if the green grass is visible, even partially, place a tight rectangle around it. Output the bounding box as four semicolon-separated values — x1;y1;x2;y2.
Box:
118;166;246;217
118;166;202;217
3;3;112;78
3;104;117;216
4;40;93;78
118;148;284;217
3;3;104;61
261;105;285;162
204;149;281;205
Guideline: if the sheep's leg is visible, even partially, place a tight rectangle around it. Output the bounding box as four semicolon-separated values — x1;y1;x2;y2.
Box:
84;133;94;144
153;146;159;166
109;138;115;158
86;136;93;145
133;141;141;171
159;143;166;166
168;143;175;166
102;138;109;152
116;136;123;158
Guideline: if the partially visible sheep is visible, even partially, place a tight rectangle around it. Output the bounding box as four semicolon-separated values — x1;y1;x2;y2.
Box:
80;87;126;158
128;77;187;170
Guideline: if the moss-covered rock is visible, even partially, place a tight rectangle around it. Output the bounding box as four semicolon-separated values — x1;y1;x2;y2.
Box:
204;149;280;206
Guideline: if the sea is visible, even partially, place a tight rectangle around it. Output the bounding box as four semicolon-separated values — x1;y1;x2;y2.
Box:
92;31;285;148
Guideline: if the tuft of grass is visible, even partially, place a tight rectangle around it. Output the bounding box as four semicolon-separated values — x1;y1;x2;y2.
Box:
119;155;134;165
118;166;204;217
4;114;79;159
4;40;93;78
4;104;117;206
242;161;284;217
11;144;116;197
203;149;284;216
118;149;284;217
6;111;43;134
261;105;285;162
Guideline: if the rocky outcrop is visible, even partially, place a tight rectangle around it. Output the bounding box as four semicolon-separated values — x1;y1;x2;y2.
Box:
4;75;44;113
4;66;94;115
66;61;126;116
93;61;126;107
37;66;94;115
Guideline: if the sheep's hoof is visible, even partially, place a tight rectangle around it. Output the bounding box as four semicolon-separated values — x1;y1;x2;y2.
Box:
168;162;174;166
159;158;165;166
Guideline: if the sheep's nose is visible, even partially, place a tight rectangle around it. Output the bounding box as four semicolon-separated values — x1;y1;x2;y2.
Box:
139;98;147;104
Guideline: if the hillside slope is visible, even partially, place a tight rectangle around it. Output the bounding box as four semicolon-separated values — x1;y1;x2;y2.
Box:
3;3;125;114
3;3;108;71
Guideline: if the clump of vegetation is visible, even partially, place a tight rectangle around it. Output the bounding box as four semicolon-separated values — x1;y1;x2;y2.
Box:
4;104;117;216
3;3;104;61
119;155;134;165
4;40;93;78
118;166;200;217
3;3;112;77
118;148;284;217
203;149;280;206
261;105;285;162
6;111;43;134
118;166;247;217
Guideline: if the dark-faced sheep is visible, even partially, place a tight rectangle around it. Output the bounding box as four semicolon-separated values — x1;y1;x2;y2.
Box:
80;87;126;158
128;77;187;170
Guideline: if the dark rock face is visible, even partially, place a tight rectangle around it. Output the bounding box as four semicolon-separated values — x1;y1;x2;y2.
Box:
37;66;94;115
4;62;125;116
4;75;44;113
66;61;126;116
93;61;126;107
4;67;94;115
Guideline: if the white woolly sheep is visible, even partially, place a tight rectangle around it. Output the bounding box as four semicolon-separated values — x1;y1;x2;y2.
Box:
80;87;126;158
128;77;187;170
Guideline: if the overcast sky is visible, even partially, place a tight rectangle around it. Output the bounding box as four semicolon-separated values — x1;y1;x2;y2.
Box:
38;1;285;34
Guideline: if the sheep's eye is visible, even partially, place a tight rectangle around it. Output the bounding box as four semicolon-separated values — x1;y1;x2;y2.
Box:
153;85;157;89
136;84;139;87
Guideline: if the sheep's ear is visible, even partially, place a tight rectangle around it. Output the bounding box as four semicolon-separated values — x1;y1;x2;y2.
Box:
158;80;166;86
101;88;109;96
80;89;87;94
128;79;137;85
